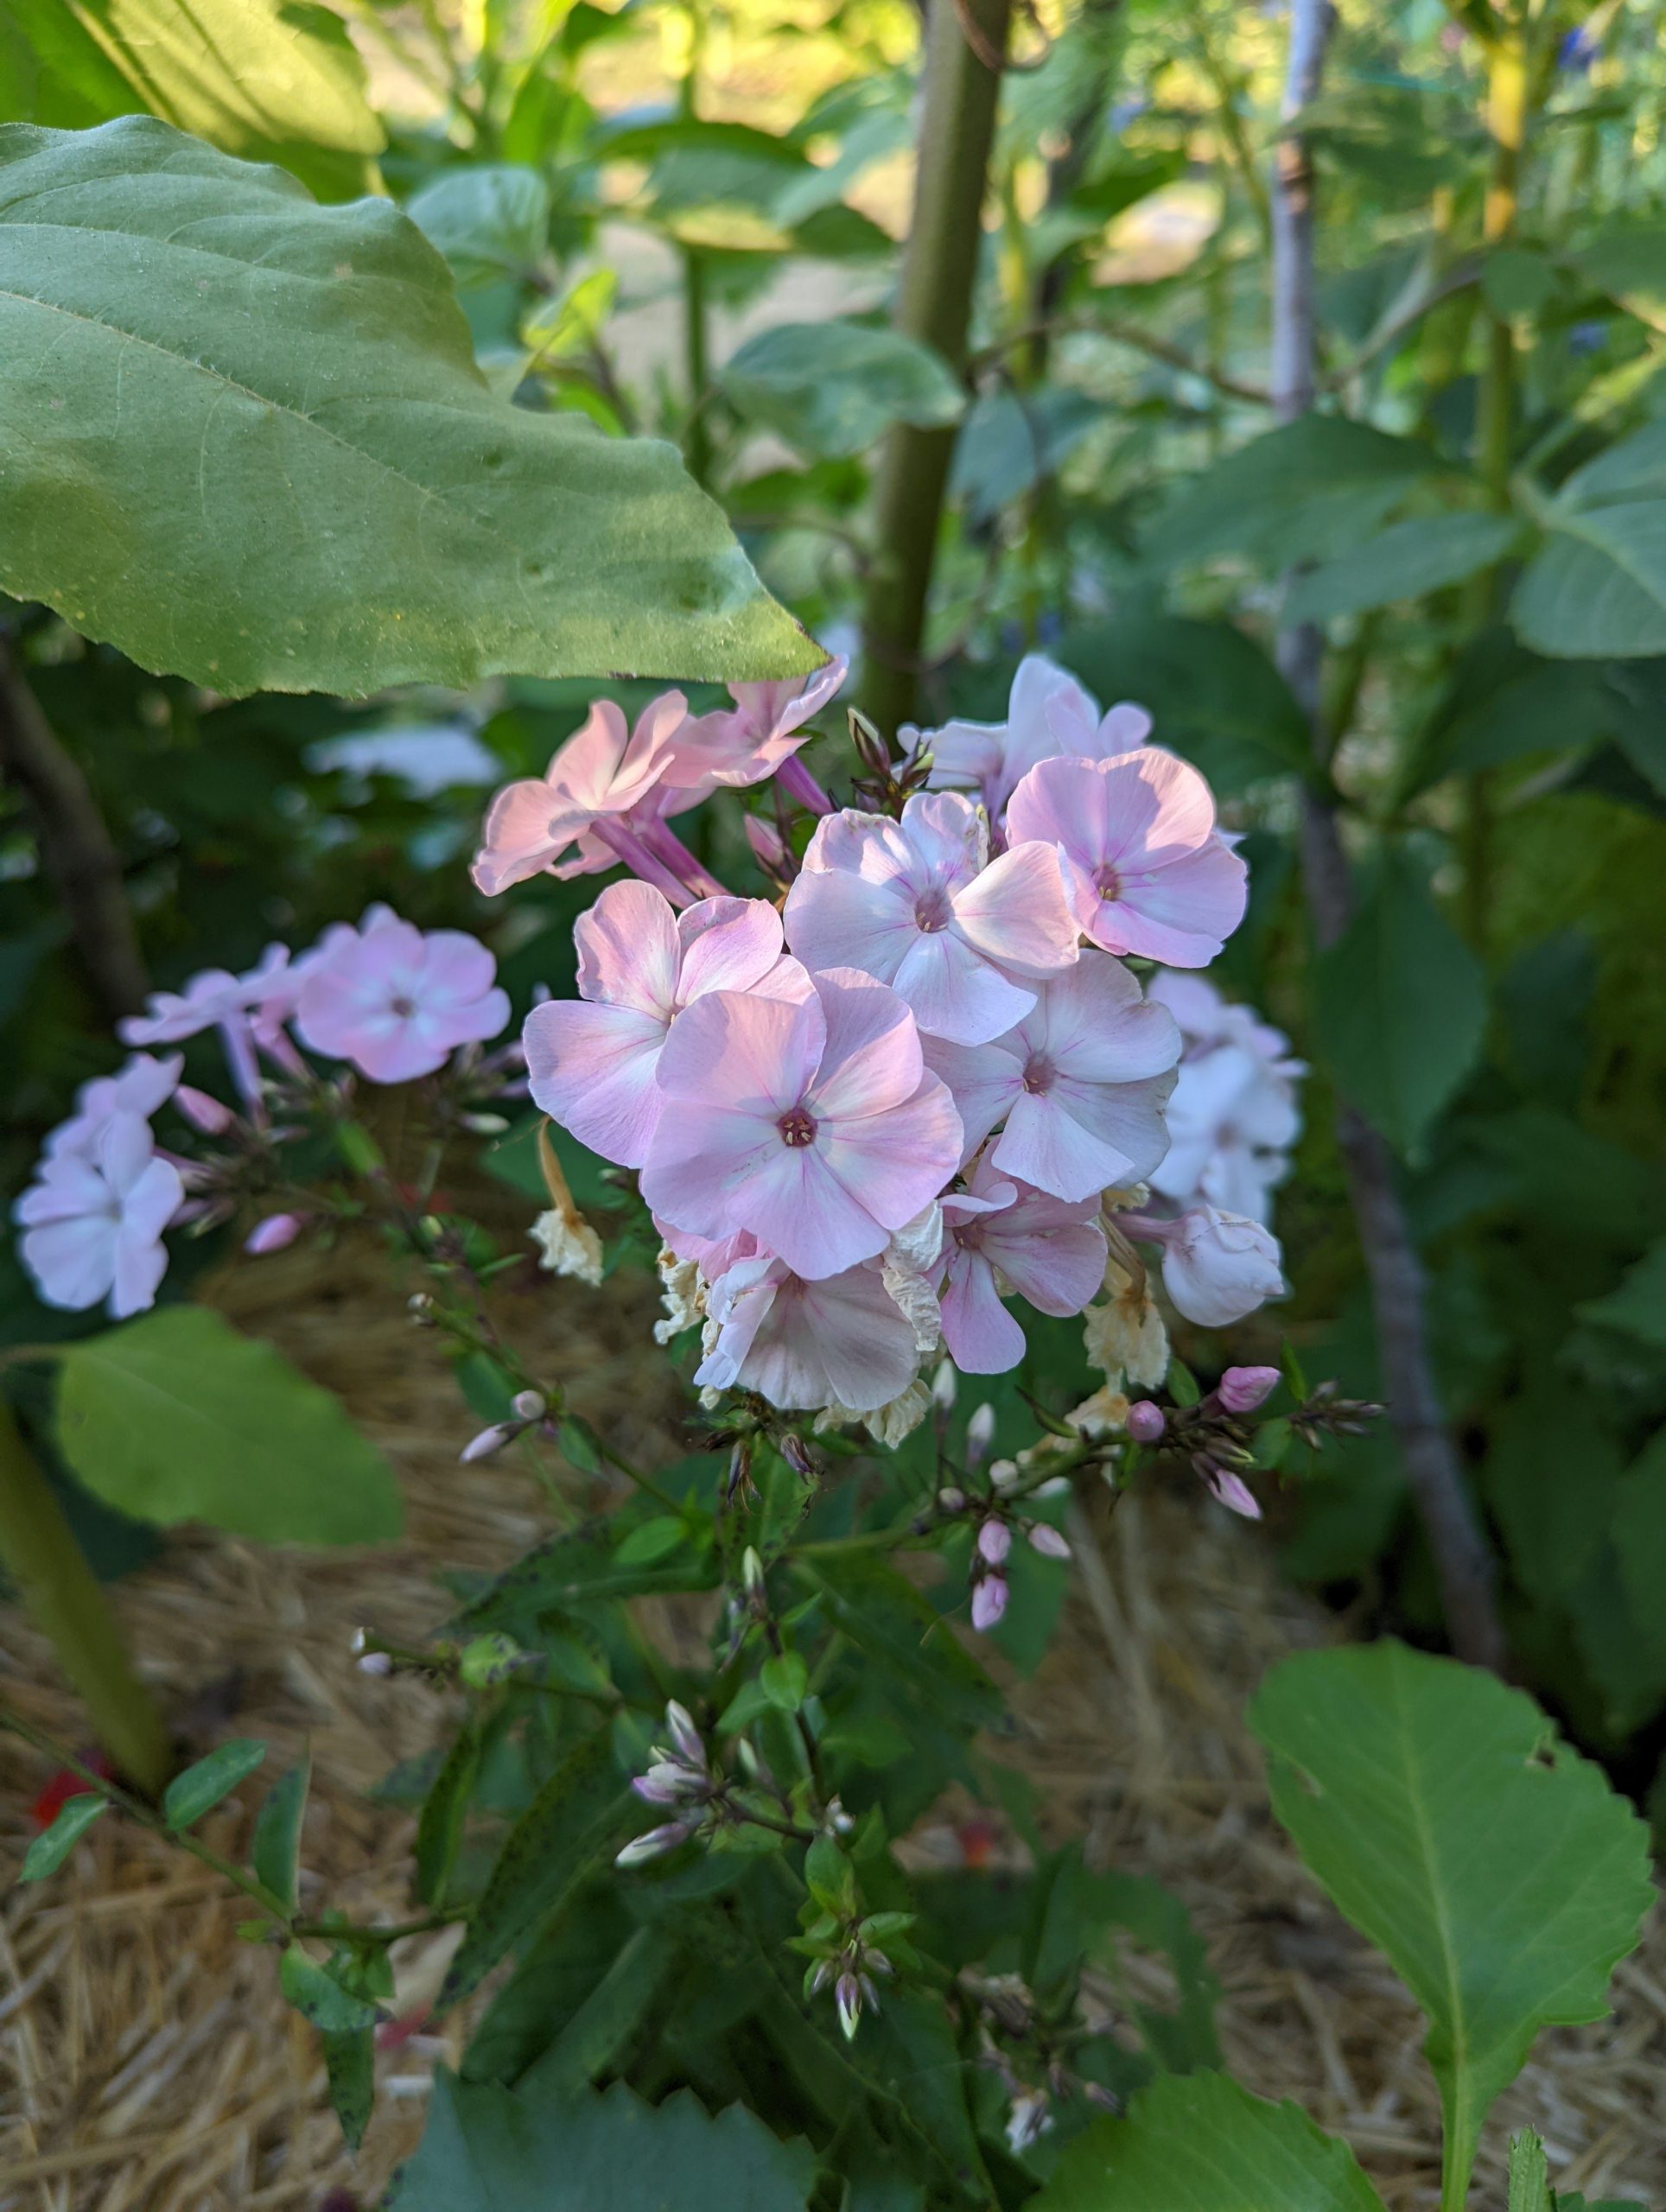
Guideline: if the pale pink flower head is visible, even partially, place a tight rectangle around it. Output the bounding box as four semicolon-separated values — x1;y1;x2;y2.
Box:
295;912;509;1083
525;883;800;1168
642;966;963;1281
470;691;689;895
1006;749;1247;968
919;654;1152;826
695;1252;920;1411
119;944;292;1046
924;952;1180;1203
1158;1205;1285;1327
938;1152;1107;1374
784;792;1080;1046
1150;1039;1300;1224
15;1111;182;1319
664;657;847;792
1148;969;1297;1068
43;1052;182;1163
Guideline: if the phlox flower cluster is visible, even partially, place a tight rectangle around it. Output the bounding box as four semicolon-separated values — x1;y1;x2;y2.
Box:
14;906;512;1320
482;649;1294;1446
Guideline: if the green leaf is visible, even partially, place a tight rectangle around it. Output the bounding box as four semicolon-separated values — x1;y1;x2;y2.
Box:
251;1751;309;1914
0;119;817;696
798;1554;1002;1732
1057;615;1314;786
1313;848;1486;1154
415;1726;480;1911
1513;426;1666;660
54;1306;403;1544
18;1791;107;1880
721;320;964;460
1285;512;1523;623
391;2071;817;2211
614;1516;689;1567
439;1729;632;2008
760;1652;808;1712
1250;1643;1653;2204
279;1942;380;2034
0;0;383;200
407;164;551;287
162;1738;267;1831
457;1507;721;1639
518;1925;673;2097
1509;2132;1554;2212
1029;1853;1221;2074
1029;2070;1386;2212
1145;416;1436;572
321;2024;375;2151
1575;1237;1666;1348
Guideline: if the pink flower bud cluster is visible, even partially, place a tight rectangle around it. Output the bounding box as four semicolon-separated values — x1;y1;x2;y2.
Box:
474;650;1291;1432
14;906;510;1320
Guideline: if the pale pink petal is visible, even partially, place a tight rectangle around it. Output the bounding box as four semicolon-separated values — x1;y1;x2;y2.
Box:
816;1073;963;1243
783;866;919;987
893;791;983;884
1046;1069;1176;1185
472;777;567;893
804;970;924;1122
21;1217;115;1310
891;929;1035;1046
950;840;1081;980
1091;833;1248;966
703;1259;916;1412
111;1221;169;1319
96;1112;154;1198
981;1198;1106;1316
418;931;500;1008
727;1140;893;1279
920;1036;1024;1161
1026;957;1183;1084
525;1000;671;1167
939;1249;1027;1373
991;1089;1133;1203
121;1157;185;1245
16;1158;108;1224
640;1103;785;1247
675;898;785;1001
575;880;683;1014
655;988;826;1119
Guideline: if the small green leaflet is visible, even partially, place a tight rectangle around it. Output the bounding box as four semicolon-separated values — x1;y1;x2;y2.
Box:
163;1738;268;1831
19;1791;108;1881
721;321;964;460
250;1751;309;1914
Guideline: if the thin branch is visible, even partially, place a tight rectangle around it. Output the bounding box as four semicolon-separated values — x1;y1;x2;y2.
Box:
0;639;149;1021
1269;0;1507;1673
972;315;1270;404
1320;259;1483;391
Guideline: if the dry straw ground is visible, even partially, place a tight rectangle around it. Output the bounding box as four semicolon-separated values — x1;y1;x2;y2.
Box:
1;1229;1661;2209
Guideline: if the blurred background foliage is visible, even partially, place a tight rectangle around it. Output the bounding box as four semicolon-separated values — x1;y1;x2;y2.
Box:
3;0;1666;1800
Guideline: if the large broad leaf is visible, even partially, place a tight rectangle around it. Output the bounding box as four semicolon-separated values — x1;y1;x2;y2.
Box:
0;119;817;696
0;0;382;199
1513;424;1666;659
721;320;964;461
1250;1643;1652;2205
1313;847;1486;1155
1144;416;1436;572
54;1305;402;1544
1286;512;1523;623
1029;2071;1386;2212
391;2071;817;2212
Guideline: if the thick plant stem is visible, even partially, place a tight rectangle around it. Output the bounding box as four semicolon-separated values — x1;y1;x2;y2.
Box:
682;251;713;488
0;1400;170;1796
0;641;149;1021
1270;0;1507;1683
860;0;1012;735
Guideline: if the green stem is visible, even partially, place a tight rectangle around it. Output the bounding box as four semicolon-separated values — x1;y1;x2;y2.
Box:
859;0;1013;736
0;1401;170;1796
682;249;713;487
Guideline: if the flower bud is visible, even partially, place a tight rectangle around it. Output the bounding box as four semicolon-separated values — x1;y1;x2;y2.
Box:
511;1389;547;1421
1198;1457;1262;1520
937;1485;966;1515
976;1518;1012;1567
664;1700;704;1768
461;1111;510;1136
356;1649;393;1677
616;1821;693;1867
779;1432;816;1479
459;1632;524;1688
742;1546;766;1594
1216;1365;1281;1414
1027;1522;1071;1561
1160;1207;1285;1328
459;1422;512;1463
744;813;787;870
970;1573;1008;1633
175;1084;234;1135
245;1211;302;1256
836;1971;863;2039
931;1358;957;1414
965;1402;995;1468
1127;1400;1166;1444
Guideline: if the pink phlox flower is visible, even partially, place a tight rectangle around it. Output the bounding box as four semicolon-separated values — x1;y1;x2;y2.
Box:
470;691;690;895
525;883;802;1168
663;656;847;792
696;1252;919;1412
119;944;292;1047
937;1154;1107;1374
918;652;1151;827
294;912;509;1083
642;965;963;1281
1155;1204;1285;1327
43;1052;183;1162
654;1217;760;1276
923;952;1180;1203
1005;747;1248;968
1149;1038;1301;1224
783;791;1081;1046
1147;970;1300;1071
15;1111;183;1318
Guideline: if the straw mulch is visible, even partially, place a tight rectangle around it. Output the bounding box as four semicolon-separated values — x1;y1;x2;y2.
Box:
1;1229;1662;2210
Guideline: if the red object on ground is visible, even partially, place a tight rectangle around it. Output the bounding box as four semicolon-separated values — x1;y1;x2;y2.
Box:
29;1751;113;1830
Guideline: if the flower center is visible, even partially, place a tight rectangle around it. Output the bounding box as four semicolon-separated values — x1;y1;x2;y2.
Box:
778;1106;818;1148
391;995;416;1018
951;1219;983;1252
913;885;953;934
1022;1054;1056;1096
1095;863;1122;902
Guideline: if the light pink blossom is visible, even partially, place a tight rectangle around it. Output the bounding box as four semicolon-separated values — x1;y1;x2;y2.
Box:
525;884;800;1168
783;792;1080;1046
970;1573;1008;1632
937;1154;1106;1373
15;1112;182;1318
1006;750;1247;968
919;654;1151;826
295;912;509;1083
1147;974;1303;1224
119;944;292;1047
1217;1364;1280;1414
664;657;846;802
42;1053;183;1162
695;1253;920;1410
923;953;1180;1203
245;1212;303;1255
643;967;963;1281
1140;1205;1286;1327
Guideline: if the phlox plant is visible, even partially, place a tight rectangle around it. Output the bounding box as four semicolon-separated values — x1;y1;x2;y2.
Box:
23;652;1643;2212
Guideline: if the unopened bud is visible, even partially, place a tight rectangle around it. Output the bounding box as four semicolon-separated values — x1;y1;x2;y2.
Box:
616;1821;693;1867
836;1970;863;2039
744;813;787;870
976;1518;1012;1567
460;1631;524;1688
664;1700;704;1768
1216;1364;1281;1414
965;1402;995;1467
245;1211;302;1255
932;1358;957;1414
175;1084;234;1135
460;1422;513;1463
1027;1522;1071;1561
779;1432;816;1479
511;1389;546;1421
970;1573;1009;1633
742;1546;766;1594
461;1112;511;1136
357;1649;394;1677
1127;1400;1166;1444
937;1485;966;1514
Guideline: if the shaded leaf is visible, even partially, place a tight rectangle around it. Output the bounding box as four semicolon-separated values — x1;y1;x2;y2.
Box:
18;1791;107;1880
322;2024;374;2151
0;119;817;696
162;1738;267;1831
1285;512;1522;623
1250;1643;1652;2200
279;1942;380;2033
798;1554;1002;1732
251;1751;309;1914
722;320;964;460
415;1725;480;1910
457;1507;720;1640
407;164;552;287
1576;1238;1666;1348
518;1925;673;2097
54;1306;403;1545
1057;614;1314;786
